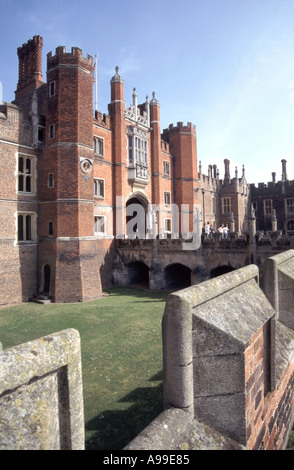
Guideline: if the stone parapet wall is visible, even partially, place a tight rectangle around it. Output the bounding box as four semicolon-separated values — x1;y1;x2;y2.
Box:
127;253;294;450
0;329;84;450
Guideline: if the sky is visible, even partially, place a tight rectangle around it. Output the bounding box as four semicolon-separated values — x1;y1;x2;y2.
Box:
1;0;294;185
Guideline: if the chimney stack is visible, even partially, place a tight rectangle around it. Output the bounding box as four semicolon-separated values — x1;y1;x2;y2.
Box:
15;35;44;102
224;159;230;180
281;159;288;182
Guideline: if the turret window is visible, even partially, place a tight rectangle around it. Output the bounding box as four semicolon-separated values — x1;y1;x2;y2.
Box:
49;81;56;97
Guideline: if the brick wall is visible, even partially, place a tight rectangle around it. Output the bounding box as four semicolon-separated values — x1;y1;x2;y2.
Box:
245;324;294;449
157;263;294;450
0;102;38;305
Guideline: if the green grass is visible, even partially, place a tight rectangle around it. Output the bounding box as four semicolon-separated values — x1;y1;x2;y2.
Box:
0;287;169;450
288;432;294;450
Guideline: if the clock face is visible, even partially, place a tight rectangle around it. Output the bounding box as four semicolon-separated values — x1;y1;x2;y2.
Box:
80;158;93;174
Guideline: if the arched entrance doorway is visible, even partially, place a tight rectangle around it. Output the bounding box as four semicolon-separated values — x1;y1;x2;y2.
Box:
127;261;149;287
43;264;51;294
164;263;192;290
126;193;151;238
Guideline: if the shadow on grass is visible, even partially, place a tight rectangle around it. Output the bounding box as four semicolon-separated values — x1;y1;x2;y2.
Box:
85;371;164;450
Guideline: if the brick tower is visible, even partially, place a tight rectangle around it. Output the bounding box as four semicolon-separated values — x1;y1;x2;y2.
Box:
109;67;128;236
162;122;198;231
149;92;162;205
38;45;100;302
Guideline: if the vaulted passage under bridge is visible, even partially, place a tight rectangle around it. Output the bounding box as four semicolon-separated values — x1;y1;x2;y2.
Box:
114;230;293;291
164;264;192;290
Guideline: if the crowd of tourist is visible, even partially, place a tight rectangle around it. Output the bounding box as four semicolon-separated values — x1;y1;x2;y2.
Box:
203;222;229;239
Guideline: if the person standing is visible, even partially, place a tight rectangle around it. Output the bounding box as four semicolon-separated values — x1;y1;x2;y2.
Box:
223;224;228;239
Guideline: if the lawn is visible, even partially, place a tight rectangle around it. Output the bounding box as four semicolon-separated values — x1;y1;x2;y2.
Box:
0;287;169;450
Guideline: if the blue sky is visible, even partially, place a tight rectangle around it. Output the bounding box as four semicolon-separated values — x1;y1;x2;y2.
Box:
1;0;294;185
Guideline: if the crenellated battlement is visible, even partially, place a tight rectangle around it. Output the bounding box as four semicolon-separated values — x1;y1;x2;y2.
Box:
250;179;294;191
94;110;111;129
162;121;196;136
47;45;94;71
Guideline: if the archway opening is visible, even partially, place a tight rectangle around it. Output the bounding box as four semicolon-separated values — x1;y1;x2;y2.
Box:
210;265;235;279
127;261;149;288
43;264;51;294
126;194;148;238
164;263;191;290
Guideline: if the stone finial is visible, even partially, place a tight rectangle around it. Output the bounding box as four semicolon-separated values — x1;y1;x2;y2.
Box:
150;91;159;105
111;66;124;83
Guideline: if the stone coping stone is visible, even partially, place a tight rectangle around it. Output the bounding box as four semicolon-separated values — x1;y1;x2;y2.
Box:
124;408;245;450
0;328;84;450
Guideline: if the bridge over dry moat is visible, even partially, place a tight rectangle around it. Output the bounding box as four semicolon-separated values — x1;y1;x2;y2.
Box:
113;231;294;290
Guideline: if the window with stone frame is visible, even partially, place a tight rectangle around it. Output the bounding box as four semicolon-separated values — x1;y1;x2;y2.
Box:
93;136;104;157
18;155;35;193
49;80;56;97
48;222;53;236
94;178;105;198
127;126;148;179
286;198;294;215
164;218;172;233
94;215;106;235
128;134;133;163
17;212;36;242
49;124;55;139
221;197;231;214
163;160;170;176
164;191;171;206
264;199;273;215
